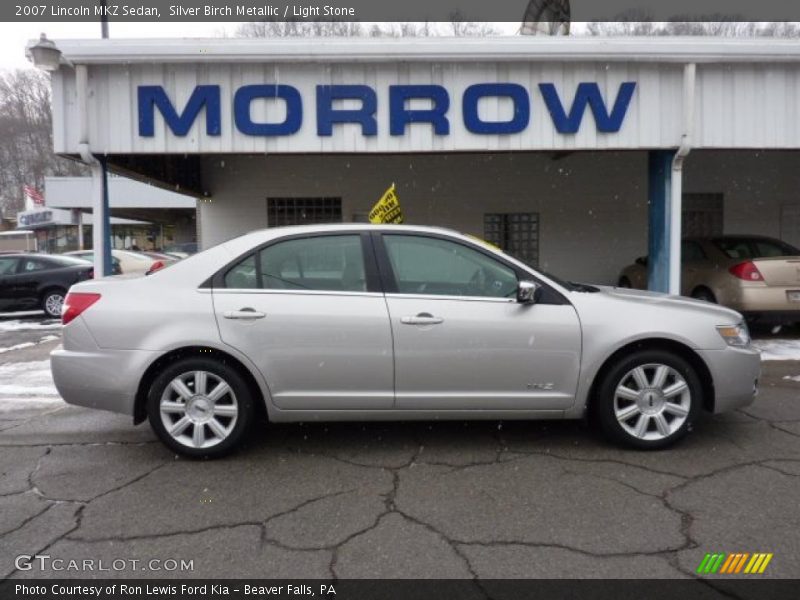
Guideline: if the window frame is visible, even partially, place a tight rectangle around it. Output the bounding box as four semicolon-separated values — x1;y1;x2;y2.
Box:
209;231;381;295
372;232;568;305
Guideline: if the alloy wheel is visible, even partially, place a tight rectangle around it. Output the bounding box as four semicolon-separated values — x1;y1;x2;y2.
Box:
44;293;64;317
613;363;691;441
159;370;239;449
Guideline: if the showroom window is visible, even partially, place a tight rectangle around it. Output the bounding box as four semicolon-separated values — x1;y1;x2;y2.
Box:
383;235;517;298
225;235;366;292
267;197;342;227
483;213;539;267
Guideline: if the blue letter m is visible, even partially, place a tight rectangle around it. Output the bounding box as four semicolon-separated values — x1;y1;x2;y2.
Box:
539;82;636;134
138;85;221;137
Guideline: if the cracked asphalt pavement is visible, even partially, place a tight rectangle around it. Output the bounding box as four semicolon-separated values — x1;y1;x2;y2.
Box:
1;325;799;580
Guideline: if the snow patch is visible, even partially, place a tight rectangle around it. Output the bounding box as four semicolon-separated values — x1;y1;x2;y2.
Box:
0;319;61;332
753;339;800;361
783;375;800;382
0;342;35;354
0;360;59;397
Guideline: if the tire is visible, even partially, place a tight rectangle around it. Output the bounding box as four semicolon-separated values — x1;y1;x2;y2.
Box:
617;277;632;288
146;357;255;459
594;350;702;450
41;288;66;319
691;287;717;303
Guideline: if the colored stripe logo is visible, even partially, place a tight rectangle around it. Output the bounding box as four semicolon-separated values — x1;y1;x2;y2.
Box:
697;552;773;574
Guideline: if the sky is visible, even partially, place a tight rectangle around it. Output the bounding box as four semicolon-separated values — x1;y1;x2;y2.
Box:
0;21;522;72
0;22;235;71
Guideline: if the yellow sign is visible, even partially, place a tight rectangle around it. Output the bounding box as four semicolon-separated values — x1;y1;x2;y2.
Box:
368;184;404;224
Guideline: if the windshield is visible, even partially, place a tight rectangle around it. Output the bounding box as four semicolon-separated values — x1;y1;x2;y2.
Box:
484;242;581;292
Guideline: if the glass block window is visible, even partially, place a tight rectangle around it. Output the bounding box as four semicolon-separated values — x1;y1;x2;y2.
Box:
484;213;539;267
267;197;343;227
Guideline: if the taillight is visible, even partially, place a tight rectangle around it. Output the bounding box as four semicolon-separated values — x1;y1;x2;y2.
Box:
62;292;101;325
148;260;165;275
729;261;764;282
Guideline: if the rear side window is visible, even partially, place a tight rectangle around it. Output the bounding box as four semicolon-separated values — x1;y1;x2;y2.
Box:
715;238;800;259
224;255;257;289
20;258;50;272
224;235;366;293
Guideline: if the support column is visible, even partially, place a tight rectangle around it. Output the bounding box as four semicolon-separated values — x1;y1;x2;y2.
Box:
73;209;84;250
647;150;675;293
100;157;113;275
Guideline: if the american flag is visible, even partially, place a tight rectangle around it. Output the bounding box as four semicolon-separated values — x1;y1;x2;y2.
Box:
23;185;44;206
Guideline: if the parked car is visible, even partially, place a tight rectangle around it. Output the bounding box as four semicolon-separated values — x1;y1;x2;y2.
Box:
0;253;94;318
65;249;165;275
140;251;179;274
52;225;760;458
618;236;800;324
162;242;197;259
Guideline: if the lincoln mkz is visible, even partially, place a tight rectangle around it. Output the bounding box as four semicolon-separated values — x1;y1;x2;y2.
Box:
51;225;760;457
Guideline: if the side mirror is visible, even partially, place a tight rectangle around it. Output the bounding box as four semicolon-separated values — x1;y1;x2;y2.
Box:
517;280;540;304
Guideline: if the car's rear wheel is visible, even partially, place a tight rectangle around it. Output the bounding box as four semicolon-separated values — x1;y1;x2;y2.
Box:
691;287;717;303
146;358;255;458
41;288;66;319
594;350;702;449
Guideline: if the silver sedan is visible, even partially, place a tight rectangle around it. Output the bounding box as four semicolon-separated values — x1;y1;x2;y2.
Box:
51;225;760;458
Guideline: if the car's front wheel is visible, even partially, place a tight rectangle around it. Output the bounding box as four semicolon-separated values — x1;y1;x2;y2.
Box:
146;358;255;458
594;350;702;449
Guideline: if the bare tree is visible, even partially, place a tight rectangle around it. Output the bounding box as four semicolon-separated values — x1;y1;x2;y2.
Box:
586;18;800;38
0;69;84;216
235;20;364;38
235;19;499;39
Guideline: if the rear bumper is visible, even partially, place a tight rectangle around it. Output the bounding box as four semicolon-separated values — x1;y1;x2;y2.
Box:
740;310;800;324
698;346;761;413
720;285;800;315
50;317;159;416
51;347;158;416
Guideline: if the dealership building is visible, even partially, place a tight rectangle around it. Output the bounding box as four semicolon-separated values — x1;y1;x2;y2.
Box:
33;36;800;289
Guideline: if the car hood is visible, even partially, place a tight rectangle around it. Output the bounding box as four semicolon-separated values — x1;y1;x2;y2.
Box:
592;285;744;322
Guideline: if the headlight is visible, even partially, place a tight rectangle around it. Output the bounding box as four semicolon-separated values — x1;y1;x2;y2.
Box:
717;322;751;347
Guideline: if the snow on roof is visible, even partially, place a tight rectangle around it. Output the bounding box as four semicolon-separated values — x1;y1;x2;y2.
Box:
43;36;800;66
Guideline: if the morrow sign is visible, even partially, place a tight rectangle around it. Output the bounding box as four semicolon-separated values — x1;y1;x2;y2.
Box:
138;82;637;138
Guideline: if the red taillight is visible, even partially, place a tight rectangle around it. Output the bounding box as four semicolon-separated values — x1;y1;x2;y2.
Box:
62;292;101;325
729;261;764;282
148;260;165;274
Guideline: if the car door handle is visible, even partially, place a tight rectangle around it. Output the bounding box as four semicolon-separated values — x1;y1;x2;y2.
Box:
401;313;444;325
223;309;266;320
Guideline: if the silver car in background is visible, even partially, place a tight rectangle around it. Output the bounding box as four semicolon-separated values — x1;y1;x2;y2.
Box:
51;225;760;458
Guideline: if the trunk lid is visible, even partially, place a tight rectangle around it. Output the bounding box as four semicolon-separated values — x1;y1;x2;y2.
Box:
752;256;800;286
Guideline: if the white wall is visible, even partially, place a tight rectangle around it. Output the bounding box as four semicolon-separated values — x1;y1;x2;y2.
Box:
199;151;650;284
199;150;800;286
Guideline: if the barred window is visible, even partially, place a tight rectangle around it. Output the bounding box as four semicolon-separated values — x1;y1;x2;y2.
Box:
484;213;539;267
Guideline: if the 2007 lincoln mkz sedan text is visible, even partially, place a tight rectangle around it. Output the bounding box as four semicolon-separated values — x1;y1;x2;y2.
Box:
51;225;760;458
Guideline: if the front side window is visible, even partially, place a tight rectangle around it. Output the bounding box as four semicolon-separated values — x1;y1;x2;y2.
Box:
224;235;366;293
384;235;517;298
0;257;19;275
681;241;707;262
